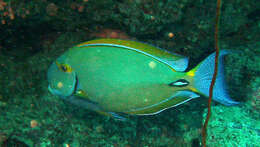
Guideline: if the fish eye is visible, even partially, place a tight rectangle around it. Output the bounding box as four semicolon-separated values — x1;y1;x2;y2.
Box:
61;65;67;72
56;62;72;73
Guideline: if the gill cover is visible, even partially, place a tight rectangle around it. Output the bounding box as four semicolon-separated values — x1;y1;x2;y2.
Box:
47;60;77;97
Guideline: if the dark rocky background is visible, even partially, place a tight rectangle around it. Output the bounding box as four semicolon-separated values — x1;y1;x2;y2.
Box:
0;0;259;146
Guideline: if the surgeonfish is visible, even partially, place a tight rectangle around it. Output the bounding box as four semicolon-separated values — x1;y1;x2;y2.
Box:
47;39;239;119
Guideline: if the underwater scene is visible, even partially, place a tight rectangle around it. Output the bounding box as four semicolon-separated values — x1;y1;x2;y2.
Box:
0;0;259;146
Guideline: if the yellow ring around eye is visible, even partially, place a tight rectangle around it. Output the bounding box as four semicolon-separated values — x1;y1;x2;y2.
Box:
56;62;73;73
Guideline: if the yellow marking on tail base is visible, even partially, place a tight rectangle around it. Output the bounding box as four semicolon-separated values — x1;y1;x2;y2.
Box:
187;65;200;77
187;70;195;77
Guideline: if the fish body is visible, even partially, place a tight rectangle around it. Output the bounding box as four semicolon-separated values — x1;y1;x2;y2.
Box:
47;39;238;117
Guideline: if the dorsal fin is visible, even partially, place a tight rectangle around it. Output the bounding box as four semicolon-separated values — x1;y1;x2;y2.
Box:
77;39;189;71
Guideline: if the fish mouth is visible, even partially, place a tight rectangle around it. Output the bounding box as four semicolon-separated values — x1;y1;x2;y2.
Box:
48;85;65;98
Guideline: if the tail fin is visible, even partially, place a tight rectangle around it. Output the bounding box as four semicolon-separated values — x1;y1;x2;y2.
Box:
192;50;239;106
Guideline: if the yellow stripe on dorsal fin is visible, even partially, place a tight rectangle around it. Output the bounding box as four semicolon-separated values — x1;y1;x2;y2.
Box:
77;39;189;71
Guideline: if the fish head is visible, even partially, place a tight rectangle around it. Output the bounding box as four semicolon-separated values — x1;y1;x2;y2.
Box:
47;54;77;98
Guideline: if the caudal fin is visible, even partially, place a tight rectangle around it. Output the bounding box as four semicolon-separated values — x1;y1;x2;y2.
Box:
193;50;239;106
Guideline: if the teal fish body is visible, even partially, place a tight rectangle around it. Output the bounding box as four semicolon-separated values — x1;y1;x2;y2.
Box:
47;39;238;117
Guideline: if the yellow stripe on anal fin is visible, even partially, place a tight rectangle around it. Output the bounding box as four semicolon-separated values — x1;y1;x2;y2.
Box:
126;95;190;115
190;87;199;93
